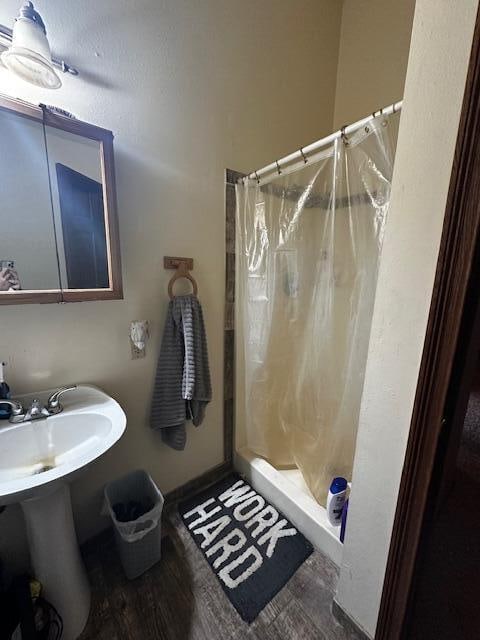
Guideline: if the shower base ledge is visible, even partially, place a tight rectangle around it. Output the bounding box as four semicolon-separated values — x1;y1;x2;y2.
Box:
235;447;343;566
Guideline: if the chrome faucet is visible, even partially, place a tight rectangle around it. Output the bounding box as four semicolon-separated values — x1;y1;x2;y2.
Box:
1;384;78;424
0;399;25;423
24;398;50;422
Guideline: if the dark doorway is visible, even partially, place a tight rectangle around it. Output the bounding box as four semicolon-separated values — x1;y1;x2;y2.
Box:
56;163;109;289
407;361;480;639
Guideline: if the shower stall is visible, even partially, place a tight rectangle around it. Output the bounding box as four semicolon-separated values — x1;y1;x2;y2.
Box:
233;108;398;563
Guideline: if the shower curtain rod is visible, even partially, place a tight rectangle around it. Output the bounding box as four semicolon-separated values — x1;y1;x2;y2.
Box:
242;99;403;183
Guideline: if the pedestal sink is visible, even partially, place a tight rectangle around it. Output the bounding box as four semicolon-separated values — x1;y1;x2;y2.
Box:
0;385;126;639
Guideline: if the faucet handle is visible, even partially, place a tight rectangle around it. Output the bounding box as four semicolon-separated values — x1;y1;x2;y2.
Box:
47;384;78;415
0;399;24;417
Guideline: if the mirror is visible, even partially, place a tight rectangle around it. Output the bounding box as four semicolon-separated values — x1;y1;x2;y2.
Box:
0;94;122;304
44;126;108;291
0;108;61;292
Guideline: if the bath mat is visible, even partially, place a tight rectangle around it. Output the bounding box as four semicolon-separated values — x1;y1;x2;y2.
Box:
179;473;313;623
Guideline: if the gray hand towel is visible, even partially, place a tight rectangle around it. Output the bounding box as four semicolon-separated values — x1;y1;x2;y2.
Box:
150;294;212;450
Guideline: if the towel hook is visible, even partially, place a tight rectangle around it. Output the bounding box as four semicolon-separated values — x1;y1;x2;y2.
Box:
164;256;198;299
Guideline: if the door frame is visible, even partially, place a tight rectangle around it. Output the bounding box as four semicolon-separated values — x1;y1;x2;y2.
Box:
376;6;480;638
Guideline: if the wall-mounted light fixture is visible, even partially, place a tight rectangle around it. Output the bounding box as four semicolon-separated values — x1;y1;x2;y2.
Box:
0;1;78;89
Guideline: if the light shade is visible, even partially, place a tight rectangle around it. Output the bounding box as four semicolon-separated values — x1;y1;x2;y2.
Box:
1;2;61;89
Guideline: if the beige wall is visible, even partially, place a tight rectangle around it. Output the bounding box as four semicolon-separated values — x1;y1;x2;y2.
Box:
333;0;416;128
0;0;343;573
336;0;479;637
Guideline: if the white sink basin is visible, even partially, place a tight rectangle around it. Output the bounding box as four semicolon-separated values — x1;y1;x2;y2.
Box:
0;384;126;639
0;385;126;505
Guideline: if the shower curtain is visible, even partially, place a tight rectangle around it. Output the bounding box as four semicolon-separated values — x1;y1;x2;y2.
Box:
236;116;395;505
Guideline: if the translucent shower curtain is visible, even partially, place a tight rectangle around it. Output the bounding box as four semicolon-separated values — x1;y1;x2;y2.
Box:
236;116;395;505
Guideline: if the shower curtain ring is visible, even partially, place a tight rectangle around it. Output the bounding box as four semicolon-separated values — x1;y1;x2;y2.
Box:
275;160;282;175
300;148;308;164
254;170;260;184
340;126;349;146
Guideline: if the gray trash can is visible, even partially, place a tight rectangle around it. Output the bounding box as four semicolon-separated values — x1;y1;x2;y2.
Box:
104;469;164;579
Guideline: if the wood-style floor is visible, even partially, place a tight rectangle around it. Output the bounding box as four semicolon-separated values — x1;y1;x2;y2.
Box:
79;509;362;640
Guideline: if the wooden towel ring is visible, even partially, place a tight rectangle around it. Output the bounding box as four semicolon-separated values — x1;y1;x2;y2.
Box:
165;257;198;299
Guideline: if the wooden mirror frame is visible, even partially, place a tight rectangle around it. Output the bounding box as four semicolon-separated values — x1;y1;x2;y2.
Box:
0;93;123;305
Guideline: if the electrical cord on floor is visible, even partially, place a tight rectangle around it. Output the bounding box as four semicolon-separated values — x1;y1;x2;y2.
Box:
35;597;64;640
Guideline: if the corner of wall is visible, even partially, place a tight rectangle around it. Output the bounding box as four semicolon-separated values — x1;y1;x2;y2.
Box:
332;1;347;131
332;0;416;129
